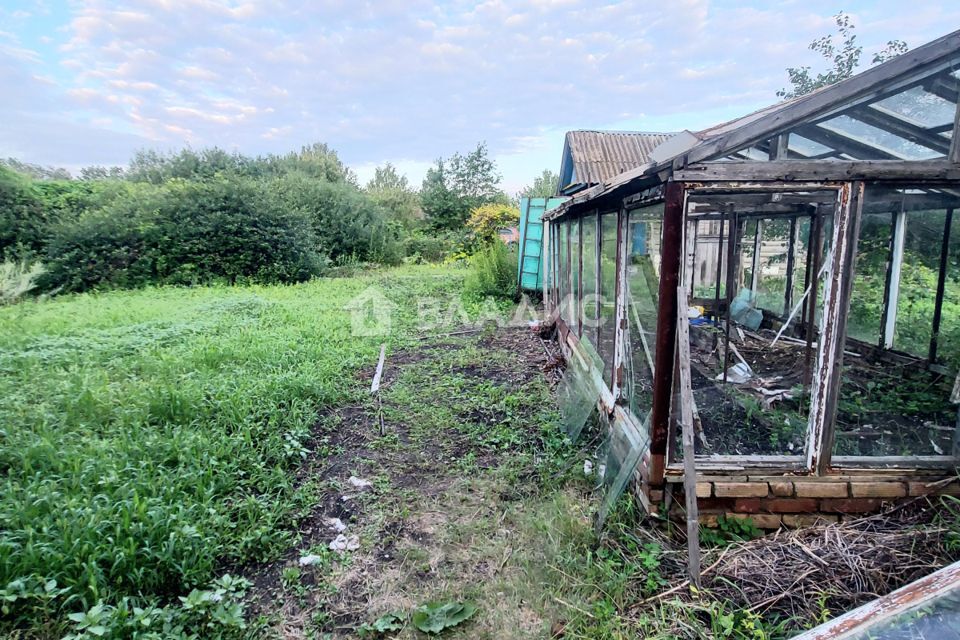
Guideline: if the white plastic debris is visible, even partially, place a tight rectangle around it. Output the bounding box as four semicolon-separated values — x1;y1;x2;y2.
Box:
298;554;325;567
583;460;594;476
348;476;373;489
325;517;347;533
329;534;360;553
716;362;754;384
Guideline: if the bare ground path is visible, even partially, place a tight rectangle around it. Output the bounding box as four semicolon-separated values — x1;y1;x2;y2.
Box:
243;326;590;639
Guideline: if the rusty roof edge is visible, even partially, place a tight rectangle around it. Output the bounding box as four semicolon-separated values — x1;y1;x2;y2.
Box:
789;559;960;640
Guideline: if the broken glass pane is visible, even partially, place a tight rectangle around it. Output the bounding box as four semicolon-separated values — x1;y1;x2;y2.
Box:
558;338;603;443
596;409;651;528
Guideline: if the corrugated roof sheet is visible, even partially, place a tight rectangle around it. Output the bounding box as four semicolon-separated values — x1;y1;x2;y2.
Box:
565;130;675;187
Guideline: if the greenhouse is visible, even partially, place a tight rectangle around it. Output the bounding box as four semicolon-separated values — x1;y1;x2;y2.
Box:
543;28;960;525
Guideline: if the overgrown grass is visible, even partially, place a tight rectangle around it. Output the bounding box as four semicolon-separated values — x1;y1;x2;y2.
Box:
0;265;488;636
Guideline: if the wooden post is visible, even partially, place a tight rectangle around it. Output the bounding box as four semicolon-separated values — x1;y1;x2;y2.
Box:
929;208;953;363
783;217;798;318
371;344;387;436
883;207;907;349
676;286;702;589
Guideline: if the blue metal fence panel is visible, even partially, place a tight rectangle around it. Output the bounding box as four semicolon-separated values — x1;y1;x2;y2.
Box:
518;196;568;292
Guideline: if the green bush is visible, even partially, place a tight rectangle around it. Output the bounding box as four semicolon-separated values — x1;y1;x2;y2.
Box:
0;166;46;260
463;241;517;300
402;229;462;263
266;173;401;265
44;177;323;292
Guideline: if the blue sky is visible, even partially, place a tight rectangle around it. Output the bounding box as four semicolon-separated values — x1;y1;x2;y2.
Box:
2;1;959;192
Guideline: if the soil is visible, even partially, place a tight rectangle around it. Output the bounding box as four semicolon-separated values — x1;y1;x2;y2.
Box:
240;326;563;638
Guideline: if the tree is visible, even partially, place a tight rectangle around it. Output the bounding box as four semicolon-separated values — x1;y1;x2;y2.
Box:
0;158;71;180
778;12;908;99
420;143;507;230
80;165;125;180
365;163;420;226
519;169;559;199
466;203;520;244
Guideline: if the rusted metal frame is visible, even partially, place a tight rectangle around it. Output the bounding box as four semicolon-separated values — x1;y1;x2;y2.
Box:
807;181;864;475
803;213;824;385
791;559;960;640
721;210;741;384
612;207;628;400
784;217;798;317
930;207;954;363
648;181;686;484
883;207;907;349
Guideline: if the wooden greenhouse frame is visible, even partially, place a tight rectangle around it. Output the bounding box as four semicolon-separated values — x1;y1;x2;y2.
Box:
543;29;960;526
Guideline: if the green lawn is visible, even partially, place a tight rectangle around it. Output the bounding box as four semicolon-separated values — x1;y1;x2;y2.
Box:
0;265;486;636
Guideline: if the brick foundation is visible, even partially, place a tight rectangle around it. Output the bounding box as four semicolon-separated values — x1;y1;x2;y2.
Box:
663;477;960;530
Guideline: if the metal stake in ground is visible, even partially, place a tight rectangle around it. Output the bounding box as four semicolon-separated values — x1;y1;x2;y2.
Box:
676;286;702;590
371;344;387;436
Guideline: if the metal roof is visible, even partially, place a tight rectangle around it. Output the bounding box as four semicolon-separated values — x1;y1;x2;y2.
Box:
560;131;675;193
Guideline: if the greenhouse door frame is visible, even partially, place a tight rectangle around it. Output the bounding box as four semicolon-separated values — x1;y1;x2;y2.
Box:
657;180;861;477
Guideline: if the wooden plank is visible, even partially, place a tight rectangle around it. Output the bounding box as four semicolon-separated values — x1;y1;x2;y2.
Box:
883;210;907;349
675;286;701;589
675;159;960;182
951;85;960;165
791;560;960;640
806;183;864;475
370;344;387;394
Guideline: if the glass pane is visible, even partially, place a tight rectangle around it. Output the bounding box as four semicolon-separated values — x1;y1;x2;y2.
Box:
841;582;960;640
598;212;619;386
570;219;581;336
817;114;942;160
581;213;598;348
753;218;792;315
876;86;957;129
625;204;663;424
719;56;960;162
944;212;960;369
846;212;891;345
834;185;960;459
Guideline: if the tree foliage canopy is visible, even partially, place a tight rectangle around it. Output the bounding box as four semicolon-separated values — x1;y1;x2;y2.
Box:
519;169;560;199
778;12;908;99
420;143;507;230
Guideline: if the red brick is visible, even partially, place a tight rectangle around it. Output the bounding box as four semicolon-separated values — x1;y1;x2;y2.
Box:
714;482;769;498
820;498;882;514
729;513;782;529
649;489;664;502
795;482;848;498
761;498;818;513
849;482;906;498
734;498;762;513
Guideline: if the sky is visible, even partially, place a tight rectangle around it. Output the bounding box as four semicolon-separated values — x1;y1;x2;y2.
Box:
2;1;959;193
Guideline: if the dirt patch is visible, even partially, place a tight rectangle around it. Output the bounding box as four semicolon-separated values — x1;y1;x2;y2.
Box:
242;326;564;638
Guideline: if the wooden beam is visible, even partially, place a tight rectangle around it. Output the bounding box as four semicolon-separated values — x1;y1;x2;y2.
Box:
675;286;702;589
883;210;907;349
930;208;954;362
924;73;960;104
846;105;952;155
951;87;960;164
675;159;960;182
